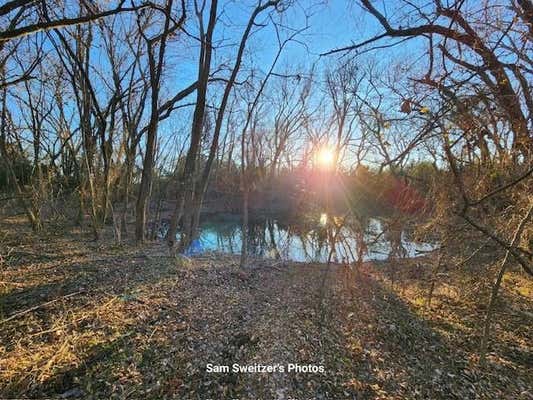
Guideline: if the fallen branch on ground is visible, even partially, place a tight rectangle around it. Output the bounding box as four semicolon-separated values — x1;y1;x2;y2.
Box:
0;290;85;325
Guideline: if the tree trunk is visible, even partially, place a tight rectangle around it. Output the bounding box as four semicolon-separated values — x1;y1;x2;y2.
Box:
240;188;249;268
166;0;218;249
135;0;178;242
135;120;156;242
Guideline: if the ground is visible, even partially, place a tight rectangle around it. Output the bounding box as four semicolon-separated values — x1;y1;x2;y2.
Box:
1;217;532;399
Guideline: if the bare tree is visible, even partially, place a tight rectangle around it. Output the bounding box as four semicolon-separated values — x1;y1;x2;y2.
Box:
135;0;185;242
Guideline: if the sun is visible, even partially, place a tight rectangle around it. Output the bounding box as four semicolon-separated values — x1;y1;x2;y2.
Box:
316;147;334;169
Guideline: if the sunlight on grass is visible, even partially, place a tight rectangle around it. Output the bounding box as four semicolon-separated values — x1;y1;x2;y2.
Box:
0;294;136;392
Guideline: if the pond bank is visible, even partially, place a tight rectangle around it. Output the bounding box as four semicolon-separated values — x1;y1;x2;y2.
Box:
0;218;531;399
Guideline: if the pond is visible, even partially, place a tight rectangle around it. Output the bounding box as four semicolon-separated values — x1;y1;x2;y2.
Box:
159;213;435;263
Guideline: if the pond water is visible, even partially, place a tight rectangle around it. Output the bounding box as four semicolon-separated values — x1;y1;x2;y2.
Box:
160;213;435;263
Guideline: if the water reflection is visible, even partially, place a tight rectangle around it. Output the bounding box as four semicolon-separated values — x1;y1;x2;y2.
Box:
160;213;435;263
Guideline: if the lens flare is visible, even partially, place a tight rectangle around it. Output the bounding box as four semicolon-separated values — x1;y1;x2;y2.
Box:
316;147;334;168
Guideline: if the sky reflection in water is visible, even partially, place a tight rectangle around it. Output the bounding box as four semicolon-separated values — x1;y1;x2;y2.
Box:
165;214;435;263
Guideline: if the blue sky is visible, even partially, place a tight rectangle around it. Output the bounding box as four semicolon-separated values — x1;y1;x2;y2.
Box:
5;0;429;169
154;0;428;165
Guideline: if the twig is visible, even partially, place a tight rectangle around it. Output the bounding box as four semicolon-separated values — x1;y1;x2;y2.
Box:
453;239;490;268
0;280;26;288
470;166;533;207
0;290;85;325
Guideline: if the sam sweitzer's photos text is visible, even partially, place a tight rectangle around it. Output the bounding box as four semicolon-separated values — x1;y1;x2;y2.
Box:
206;363;325;373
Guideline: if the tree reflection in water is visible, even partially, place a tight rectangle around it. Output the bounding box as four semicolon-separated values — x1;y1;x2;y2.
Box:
159;212;434;263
